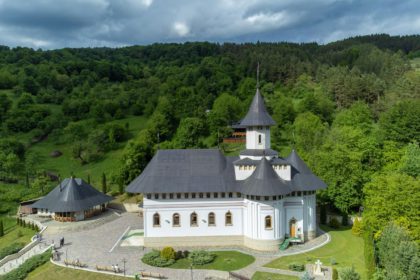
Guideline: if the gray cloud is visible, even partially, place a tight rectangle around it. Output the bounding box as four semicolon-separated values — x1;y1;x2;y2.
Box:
0;0;418;49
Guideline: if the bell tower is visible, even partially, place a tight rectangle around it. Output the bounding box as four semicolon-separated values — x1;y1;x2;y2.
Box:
238;74;276;160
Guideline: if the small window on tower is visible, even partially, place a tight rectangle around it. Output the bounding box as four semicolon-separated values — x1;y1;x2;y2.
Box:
258;134;262;144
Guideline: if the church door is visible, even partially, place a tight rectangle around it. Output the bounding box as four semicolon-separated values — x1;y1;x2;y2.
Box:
289;219;296;237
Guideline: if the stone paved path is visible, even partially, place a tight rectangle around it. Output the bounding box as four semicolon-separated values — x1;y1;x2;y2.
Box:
41;213;330;280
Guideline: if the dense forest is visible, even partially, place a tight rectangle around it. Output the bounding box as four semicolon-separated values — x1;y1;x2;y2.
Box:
0;34;419;279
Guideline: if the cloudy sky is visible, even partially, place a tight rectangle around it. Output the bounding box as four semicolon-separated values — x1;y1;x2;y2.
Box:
0;0;419;49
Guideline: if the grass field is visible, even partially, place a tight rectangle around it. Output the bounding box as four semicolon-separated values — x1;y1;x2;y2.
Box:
265;226;366;279
168;251;255;271
28;115;148;187
27;262;129;280
0;217;36;251
252;272;299;280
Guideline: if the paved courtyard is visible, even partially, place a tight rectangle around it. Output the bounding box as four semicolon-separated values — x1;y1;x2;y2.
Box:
41;212;330;279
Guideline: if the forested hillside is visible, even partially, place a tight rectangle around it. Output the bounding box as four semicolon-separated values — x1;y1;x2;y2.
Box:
0;34;419;277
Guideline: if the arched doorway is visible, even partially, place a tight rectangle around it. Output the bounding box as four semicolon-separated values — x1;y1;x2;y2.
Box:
289;218;297;237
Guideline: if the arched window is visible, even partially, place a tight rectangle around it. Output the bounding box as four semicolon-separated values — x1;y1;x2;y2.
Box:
208;212;215;226
265;216;272;229
258;134;262;144
173;213;180;226
190;212;198;226
225;211;232;226
153;213;160;227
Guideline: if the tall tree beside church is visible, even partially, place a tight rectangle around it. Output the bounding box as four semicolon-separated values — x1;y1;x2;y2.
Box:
208;93;243;136
118;129;155;185
173;117;206;148
101;173;107;194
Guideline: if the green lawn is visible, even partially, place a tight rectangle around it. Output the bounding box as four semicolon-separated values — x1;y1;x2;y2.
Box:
0;217;36;250
168;251;255;271
27;262;128;280
252;272;299;280
265;226;366;279
27;115;148;188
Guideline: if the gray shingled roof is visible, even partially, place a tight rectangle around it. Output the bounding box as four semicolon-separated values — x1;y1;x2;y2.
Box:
126;149;326;195
126;149;237;194
286;149;327;191
32;178;113;212
242;157;292;195
240;89;276;126
240;149;278;157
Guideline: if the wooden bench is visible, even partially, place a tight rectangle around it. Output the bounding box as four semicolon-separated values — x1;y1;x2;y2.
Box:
96;265;123;273
64;259;87;267
138;271;165;279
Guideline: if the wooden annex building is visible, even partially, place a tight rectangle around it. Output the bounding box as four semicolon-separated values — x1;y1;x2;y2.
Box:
31;177;113;222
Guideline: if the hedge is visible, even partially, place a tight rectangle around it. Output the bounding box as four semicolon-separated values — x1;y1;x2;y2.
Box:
0;249;51;280
0;243;25;260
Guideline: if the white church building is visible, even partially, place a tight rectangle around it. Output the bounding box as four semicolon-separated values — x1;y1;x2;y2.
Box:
127;88;326;251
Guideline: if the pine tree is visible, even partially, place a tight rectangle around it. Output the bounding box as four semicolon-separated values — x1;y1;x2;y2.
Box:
87;174;91;184
102;173;107;194
0;220;4;237
25;172;30;188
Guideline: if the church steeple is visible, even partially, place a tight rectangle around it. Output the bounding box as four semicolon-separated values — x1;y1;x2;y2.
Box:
239;88;275;127
239;75;275;154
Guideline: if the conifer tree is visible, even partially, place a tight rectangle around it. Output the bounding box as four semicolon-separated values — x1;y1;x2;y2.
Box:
0;220;4;237
102;173;107;194
87;174;91;184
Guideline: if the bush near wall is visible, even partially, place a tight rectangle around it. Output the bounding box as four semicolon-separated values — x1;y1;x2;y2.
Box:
0;249;51;280
141;250;175;267
188;250;215;265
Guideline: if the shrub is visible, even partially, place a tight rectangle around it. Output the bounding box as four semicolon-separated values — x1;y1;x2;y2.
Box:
176;250;183;260
330;257;337;265
0;243;25;260
333;268;338;280
338;267;361;280
183;250;189;258
288;263;305;271
0;219;3;237
189;250;216;265
1;249;51;280
351;218;362;236
329;217;340;229
160;247;175;260
142;250;175;267
16;230;23;238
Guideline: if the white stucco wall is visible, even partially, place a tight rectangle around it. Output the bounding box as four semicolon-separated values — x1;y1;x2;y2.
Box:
144;196;243;238
143;193;316;244
273;165;291;181
246;126;270;149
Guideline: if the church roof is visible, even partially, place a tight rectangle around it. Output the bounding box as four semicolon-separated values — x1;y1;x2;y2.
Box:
286;149;327;191
239;148;278;157
126;149;326;195
126;149;237;194
32;178;113;212
239;89;276;127
242;157;292;195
